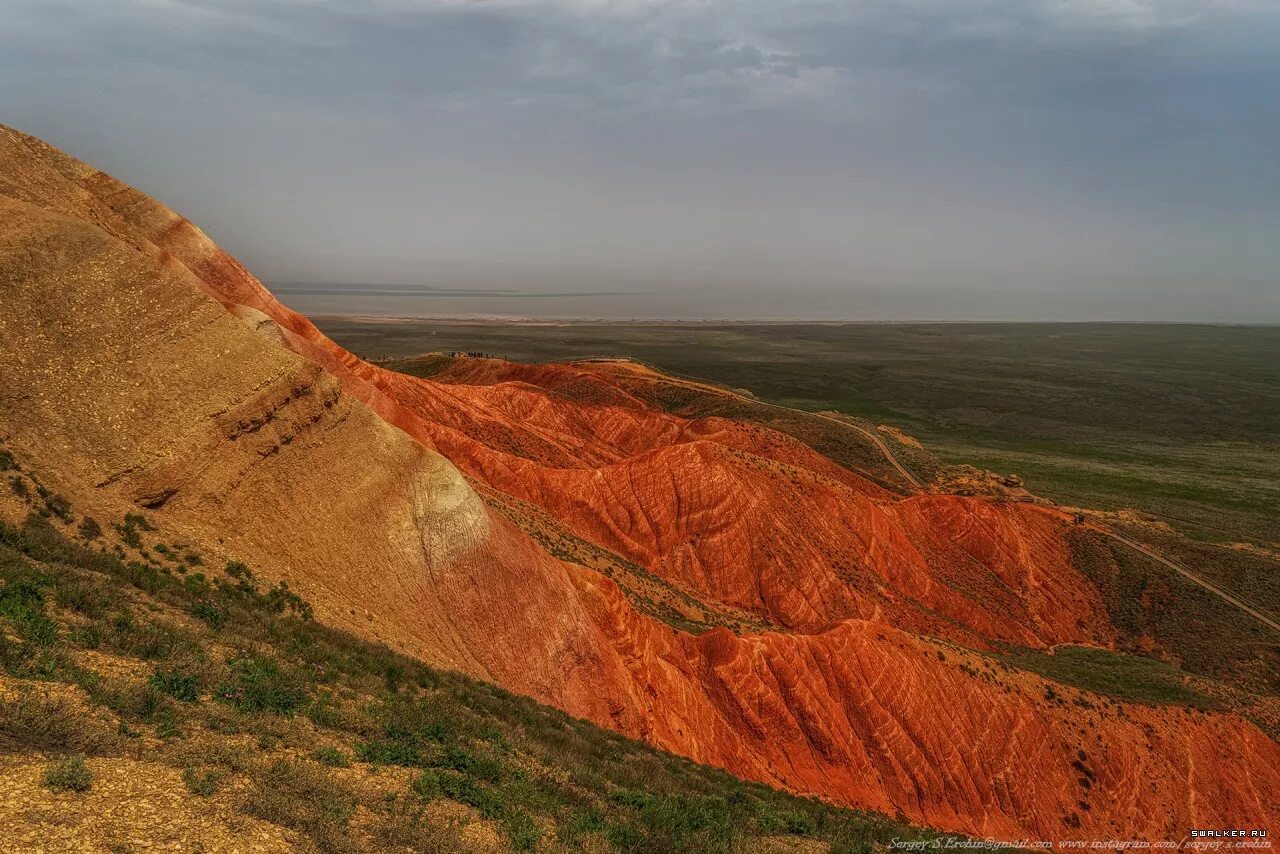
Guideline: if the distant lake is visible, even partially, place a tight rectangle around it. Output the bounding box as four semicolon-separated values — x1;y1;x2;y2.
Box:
270;282;1278;323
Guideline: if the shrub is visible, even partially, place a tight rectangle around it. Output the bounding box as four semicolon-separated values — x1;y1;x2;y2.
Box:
373;799;453;851
151;704;184;739
113;513;154;550
433;745;505;784
312;746;352;768
243;760;357;851
77;517;102;540
304;696;347;730
71;624;103;649
410;770;442;799
43;493;73;523
437;773;503;819
502;810;543;851
150;668;200;702
43;755;92;792
9;476;28;498
106;612;193;660
0;690;112;753
224;561;257;593
93;679;167;722
261;581;312;620
0;579;58;649
192;600;224;629
357;736;422;767
55;578;113;618
182;767;220;796
217;655;306;715
757;803;819;835
609;788;652;810
565;808;607;840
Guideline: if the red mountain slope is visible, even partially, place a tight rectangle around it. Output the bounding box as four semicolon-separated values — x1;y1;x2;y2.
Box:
1;124;1276;841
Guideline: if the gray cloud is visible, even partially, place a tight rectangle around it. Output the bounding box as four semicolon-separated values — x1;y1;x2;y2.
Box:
1;0;1277;319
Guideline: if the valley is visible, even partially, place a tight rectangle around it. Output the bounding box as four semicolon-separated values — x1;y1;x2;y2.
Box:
2;123;1277;851
316;319;1280;548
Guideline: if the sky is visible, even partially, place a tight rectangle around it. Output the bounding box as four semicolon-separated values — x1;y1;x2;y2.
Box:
2;0;1278;320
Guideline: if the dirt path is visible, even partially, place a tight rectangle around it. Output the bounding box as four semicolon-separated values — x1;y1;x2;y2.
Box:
808;411;925;491
591;359;925;492
584;357;1278;634
1096;528;1280;633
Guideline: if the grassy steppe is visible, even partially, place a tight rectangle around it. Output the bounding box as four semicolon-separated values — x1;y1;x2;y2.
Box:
316;320;1280;545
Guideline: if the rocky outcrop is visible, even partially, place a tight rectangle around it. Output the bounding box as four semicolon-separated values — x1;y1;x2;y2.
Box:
2;123;1276;840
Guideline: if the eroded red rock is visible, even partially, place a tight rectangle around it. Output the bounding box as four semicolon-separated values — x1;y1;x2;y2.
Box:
2;123;1276;841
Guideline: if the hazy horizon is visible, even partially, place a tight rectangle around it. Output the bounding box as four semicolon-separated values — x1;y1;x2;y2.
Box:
271;280;1280;323
4;0;1279;321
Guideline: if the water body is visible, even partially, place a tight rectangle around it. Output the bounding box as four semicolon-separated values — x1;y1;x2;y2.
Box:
271;282;1276;323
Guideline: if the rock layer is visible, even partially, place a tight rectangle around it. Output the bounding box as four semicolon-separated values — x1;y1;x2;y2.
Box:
1;124;1276;840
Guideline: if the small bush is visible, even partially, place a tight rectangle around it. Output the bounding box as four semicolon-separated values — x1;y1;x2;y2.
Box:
150;668;200;702
115;514;153;549
304;696;348;730
9;476;28;498
192;600;224;629
105;612;193;660
502;810;544;851
224;561;257;593
437;773;503;819
373;799;453;851
182;767;220;796
154;708;183;740
77;517;102;540
0;690;112;753
43;494;73;523
312;746;352;768
0;579;59;649
261;581;313;621
43;755;92;792
93;679;167;722
410;770;442;799
566;808;607;839
55;578;113;618
433;745;505;784
71;624;103;649
124;513;155;532
217;655;307;715
243;760;357;851
358;736;422;767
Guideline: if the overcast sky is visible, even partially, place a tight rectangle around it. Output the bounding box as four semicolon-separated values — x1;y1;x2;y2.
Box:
3;0;1278;320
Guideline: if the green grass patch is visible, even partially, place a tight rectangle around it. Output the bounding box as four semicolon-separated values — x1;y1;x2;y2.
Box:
43;754;92;792
997;645;1217;708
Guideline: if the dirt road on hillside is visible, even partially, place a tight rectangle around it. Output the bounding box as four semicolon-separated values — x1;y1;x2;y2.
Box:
604;358;1278;634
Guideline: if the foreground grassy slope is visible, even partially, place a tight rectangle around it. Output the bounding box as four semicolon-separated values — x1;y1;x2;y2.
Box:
0;452;934;853
315;320;1280;545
